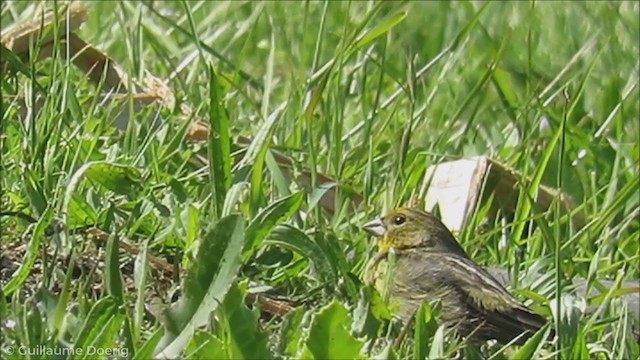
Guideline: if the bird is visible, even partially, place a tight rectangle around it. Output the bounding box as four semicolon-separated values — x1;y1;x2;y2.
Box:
362;207;551;345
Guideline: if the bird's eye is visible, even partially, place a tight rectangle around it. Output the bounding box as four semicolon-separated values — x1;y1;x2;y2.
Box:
393;215;406;225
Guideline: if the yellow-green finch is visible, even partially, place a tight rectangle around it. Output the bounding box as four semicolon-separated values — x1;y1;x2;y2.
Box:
363;207;550;345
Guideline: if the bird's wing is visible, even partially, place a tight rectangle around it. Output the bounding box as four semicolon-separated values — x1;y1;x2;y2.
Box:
411;253;548;343
444;255;548;340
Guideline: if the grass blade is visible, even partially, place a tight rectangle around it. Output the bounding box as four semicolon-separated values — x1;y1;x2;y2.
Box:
207;66;232;219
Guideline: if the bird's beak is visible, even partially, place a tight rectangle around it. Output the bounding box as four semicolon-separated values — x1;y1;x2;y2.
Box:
362;217;386;237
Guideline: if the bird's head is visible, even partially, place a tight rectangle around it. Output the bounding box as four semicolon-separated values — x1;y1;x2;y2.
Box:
362;207;469;258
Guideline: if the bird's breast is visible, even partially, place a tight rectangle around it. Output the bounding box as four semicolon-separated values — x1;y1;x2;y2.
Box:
364;250;473;324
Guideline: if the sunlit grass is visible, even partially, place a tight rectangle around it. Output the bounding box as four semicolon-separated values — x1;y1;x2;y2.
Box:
1;1;638;359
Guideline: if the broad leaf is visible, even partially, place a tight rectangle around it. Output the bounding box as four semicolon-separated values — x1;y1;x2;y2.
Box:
265;224;337;284
244;191;304;259
277;307;305;357
185;331;228;360
219;282;271;359
84;162;141;194
73;296;121;360
155;214;245;358
299;299;364;359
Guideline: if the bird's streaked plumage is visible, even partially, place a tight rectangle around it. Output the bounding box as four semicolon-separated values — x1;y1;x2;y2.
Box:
363;207;550;345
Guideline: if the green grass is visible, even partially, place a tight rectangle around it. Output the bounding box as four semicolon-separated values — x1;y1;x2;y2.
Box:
1;1;638;359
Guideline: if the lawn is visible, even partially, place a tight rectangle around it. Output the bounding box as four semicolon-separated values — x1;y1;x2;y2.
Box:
1;1;638;359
